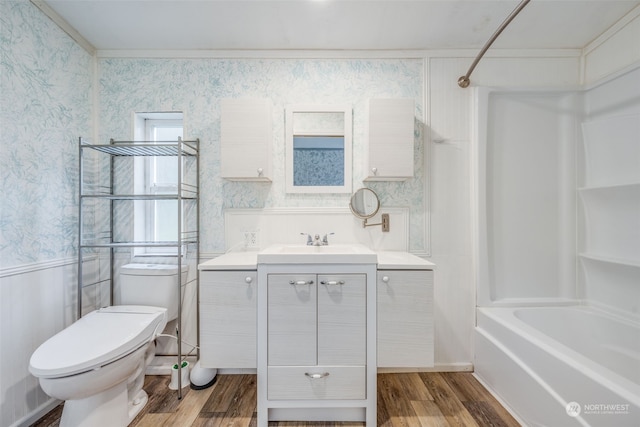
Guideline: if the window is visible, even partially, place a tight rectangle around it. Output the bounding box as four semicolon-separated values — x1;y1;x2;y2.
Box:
134;112;183;255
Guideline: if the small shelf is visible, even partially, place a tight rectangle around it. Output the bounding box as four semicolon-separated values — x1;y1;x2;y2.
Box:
579;253;640;268
80;194;198;200
81;139;198;157
80;240;198;249
578;182;640;192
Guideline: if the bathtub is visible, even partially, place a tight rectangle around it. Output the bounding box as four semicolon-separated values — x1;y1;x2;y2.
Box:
474;306;640;427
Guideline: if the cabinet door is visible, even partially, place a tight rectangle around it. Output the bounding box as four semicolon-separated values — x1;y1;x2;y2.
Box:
200;271;257;368
268;274;317;366
366;98;414;180
317;274;366;365
221;98;272;181
377;270;434;367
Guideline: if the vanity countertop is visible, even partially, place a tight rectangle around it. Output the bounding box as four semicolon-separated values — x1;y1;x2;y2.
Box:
377;251;436;270
199;249;435;271
198;251;259;270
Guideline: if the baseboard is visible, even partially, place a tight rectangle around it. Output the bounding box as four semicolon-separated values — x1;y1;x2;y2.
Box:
378;363;473;373
12;399;60;427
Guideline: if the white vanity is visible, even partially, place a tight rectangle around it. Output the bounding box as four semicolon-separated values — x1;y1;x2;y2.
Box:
198;246;434;426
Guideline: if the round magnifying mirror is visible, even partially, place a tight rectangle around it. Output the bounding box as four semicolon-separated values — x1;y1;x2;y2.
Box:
349;188;380;219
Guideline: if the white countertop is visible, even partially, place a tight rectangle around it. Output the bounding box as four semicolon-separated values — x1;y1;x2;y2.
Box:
198;251;259;270
199;249;435;271
376;251;435;270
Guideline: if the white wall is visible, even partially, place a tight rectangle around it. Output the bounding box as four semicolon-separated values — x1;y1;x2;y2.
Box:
426;52;582;367
0;2;93;426
583;6;640;84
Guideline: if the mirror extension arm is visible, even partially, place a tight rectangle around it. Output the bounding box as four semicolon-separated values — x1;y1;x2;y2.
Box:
362;214;390;232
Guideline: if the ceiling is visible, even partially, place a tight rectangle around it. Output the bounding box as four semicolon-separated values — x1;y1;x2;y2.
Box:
41;0;640;51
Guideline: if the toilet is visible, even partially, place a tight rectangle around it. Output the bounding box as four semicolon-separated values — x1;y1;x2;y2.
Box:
29;264;186;427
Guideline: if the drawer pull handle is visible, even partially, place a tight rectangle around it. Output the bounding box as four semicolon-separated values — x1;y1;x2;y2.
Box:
320;280;345;286
305;372;330;379
289;280;313;285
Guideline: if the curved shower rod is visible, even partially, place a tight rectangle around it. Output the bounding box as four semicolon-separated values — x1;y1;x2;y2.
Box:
458;0;531;88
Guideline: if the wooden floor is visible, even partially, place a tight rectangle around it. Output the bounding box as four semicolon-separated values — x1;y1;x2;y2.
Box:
32;372;520;426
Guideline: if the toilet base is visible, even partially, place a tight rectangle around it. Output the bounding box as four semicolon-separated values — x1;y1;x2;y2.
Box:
128;389;149;422
60;380;129;427
59;382;149;427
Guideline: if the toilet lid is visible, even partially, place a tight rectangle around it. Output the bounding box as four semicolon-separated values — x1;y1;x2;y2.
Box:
29;306;167;378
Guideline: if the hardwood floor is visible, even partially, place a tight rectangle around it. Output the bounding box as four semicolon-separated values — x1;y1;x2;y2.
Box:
31;373;521;426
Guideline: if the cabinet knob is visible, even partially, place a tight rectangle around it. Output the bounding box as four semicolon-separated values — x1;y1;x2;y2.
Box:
371;167;378;175
257;167;263;176
245;276;253;284
382;276;390;283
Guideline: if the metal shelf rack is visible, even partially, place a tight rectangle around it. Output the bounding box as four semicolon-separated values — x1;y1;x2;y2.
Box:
77;136;199;398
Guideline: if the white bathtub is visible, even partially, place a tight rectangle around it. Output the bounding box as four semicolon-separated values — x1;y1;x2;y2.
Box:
474;306;640;427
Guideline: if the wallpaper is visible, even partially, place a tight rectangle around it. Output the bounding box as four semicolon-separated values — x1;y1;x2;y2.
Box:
98;58;425;253
0;1;93;268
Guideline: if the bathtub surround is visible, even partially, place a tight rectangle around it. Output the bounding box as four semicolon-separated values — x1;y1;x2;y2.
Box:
473;33;640;427
2;1;640;426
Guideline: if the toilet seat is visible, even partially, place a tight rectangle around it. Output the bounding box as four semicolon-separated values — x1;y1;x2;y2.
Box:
30;306;167;379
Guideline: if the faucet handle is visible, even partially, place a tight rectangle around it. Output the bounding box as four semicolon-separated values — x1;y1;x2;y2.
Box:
322;232;335;245
300;233;313;245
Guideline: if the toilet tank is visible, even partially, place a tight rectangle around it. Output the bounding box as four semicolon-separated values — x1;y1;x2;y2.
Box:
119;264;188;321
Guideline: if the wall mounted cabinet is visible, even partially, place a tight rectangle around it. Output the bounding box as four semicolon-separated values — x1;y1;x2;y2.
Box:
221;98;272;181
365;98;415;181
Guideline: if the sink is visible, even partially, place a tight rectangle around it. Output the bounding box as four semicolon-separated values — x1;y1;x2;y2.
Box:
257;244;377;264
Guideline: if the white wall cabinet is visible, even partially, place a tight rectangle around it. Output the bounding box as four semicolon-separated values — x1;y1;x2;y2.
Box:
365;98;415;181
199;270;257;368
377;269;434;368
221;98;272;181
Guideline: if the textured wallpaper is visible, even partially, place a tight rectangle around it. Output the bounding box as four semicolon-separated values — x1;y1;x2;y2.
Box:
98;58;425;253
0;1;93;268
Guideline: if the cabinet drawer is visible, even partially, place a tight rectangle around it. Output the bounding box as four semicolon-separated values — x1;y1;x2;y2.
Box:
268;366;365;400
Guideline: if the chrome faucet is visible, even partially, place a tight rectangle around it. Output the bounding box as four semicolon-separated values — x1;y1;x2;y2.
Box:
301;232;334;246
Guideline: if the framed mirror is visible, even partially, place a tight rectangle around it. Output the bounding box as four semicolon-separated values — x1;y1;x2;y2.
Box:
285;105;352;193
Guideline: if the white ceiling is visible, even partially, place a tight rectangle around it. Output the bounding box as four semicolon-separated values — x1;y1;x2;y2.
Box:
42;0;640;51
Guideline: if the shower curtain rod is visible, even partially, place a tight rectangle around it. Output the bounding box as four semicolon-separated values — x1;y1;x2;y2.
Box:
458;0;531;88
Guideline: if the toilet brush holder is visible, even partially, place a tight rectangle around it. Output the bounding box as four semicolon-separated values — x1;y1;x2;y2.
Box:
169;361;190;390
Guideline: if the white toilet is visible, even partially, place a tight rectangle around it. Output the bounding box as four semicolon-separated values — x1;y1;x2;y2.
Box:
29;263;187;427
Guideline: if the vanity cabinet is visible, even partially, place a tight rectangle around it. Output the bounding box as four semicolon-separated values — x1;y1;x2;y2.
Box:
377;269;434;367
257;262;376;426
221;98;272;181
267;273;366;400
365;98;415;181
199;257;257;369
